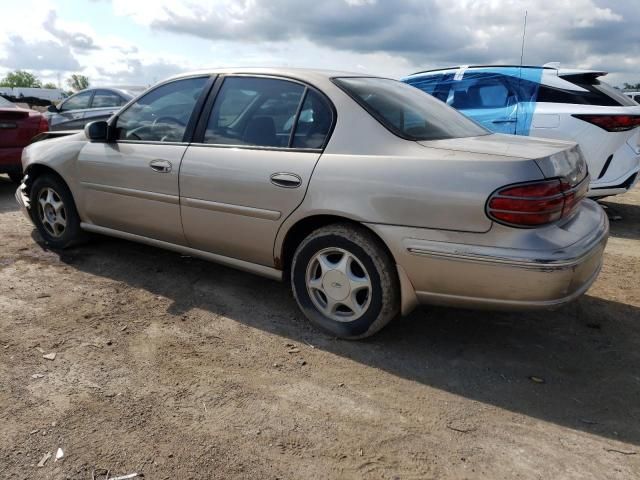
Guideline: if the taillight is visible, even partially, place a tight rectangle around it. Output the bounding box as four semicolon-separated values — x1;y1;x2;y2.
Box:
38;116;49;133
573;114;640;132
487;176;589;228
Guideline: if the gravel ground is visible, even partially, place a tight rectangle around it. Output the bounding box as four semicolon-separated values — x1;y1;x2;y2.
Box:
1;175;639;479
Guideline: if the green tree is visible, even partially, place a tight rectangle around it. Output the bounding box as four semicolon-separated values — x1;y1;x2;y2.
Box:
42;82;58;89
0;70;42;88
623;82;640;90
66;74;90;92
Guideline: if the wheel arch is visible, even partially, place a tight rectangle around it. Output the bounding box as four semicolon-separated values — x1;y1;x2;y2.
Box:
278;214;389;271
24;163;67;193
277;213;419;316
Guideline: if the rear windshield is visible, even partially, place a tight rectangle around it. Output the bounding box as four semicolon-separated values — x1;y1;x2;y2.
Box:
540;75;637;107
333;77;488;141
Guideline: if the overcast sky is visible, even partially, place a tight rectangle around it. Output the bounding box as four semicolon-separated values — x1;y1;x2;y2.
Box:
0;0;638;88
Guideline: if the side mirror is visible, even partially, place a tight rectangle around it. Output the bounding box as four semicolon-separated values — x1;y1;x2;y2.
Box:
85;120;109;142
47;104;58;113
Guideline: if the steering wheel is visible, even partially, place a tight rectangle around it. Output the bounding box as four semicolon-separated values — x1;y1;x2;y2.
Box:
153;116;186;127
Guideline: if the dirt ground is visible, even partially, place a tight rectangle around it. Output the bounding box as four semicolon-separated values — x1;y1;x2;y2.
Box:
1;175;639;480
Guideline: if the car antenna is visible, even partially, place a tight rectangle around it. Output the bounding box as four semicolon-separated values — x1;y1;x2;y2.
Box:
519;10;528;71
516;10;528;135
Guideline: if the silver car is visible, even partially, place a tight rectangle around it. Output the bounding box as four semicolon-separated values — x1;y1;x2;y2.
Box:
46;86;147;131
16;68;608;339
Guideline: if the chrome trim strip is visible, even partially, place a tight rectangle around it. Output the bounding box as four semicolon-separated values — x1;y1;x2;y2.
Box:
181;197;281;221
407;243;602;271
187;143;322;154
80;223;283;281
80;182;179;205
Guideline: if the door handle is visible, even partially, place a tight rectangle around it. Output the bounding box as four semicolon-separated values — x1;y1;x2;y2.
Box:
149;159;172;173
270;172;302;188
492;118;517;124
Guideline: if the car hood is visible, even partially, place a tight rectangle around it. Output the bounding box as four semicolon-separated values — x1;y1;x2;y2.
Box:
418;133;576;160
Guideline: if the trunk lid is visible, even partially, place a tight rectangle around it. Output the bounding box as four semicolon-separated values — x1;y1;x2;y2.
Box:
419;133;588;186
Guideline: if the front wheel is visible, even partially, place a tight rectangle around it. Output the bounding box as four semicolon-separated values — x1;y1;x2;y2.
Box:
291;224;400;339
29;174;85;249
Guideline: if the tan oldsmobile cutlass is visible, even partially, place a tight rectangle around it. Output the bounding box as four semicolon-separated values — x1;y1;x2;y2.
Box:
16;68;608;338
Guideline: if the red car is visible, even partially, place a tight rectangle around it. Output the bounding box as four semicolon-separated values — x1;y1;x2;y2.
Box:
0;96;49;183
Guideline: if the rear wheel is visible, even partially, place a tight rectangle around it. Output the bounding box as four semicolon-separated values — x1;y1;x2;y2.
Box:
29;174;85;248
291;224;400;339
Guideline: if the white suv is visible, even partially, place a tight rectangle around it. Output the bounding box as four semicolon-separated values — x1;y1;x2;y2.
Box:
403;65;640;197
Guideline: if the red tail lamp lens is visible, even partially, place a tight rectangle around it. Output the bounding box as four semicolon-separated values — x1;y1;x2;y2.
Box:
573;114;640;132
487;177;589;227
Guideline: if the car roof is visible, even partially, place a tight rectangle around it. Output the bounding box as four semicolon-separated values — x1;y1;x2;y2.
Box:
70;86;146;97
406;65;608;79
164;67;377;84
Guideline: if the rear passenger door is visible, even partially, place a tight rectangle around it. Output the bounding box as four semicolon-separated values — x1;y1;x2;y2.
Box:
447;72;518;135
179;75;334;267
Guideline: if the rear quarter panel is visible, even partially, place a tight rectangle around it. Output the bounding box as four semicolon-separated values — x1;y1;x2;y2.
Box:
275;82;547;255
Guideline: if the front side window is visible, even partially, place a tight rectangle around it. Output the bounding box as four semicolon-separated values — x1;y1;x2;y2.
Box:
92;90;125;108
334;77;488;141
60;91;92;111
204;77;305;148
115;77;207;142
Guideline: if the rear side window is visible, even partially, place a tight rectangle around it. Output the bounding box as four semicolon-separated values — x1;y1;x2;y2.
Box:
115;77;207;142
538;77;636;107
60;91;92;111
334;77;488;141
291;90;333;149
203;76;333;150
92;90;125;108
205;77;305;148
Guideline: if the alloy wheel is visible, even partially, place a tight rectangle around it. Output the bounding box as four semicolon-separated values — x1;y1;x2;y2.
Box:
37;187;67;238
305;247;372;322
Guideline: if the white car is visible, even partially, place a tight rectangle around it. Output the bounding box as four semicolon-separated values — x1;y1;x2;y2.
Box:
403;65;640;198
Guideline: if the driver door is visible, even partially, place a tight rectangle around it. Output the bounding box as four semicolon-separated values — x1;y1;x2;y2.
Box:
76;76;211;245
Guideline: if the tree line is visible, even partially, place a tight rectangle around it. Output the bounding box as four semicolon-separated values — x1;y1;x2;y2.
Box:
0;70;90;93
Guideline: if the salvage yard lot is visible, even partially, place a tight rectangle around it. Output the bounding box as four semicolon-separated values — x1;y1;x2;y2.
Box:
1;176;639;479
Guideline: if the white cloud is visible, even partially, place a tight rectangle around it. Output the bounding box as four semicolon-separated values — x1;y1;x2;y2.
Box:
0;0;639;87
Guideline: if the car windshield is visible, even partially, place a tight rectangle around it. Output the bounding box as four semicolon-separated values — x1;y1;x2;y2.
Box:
333;77;489;141
0;96;16;108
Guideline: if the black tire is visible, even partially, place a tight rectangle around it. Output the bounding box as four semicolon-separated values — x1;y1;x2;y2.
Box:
291;223;400;339
8;172;23;184
29;174;85;249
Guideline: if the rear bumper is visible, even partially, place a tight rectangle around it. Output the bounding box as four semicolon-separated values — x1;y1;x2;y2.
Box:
588;171;638;198
368;199;609;313
588;142;640;197
0;146;23;173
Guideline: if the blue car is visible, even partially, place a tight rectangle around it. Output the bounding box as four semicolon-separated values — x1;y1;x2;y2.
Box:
402;65;640;197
